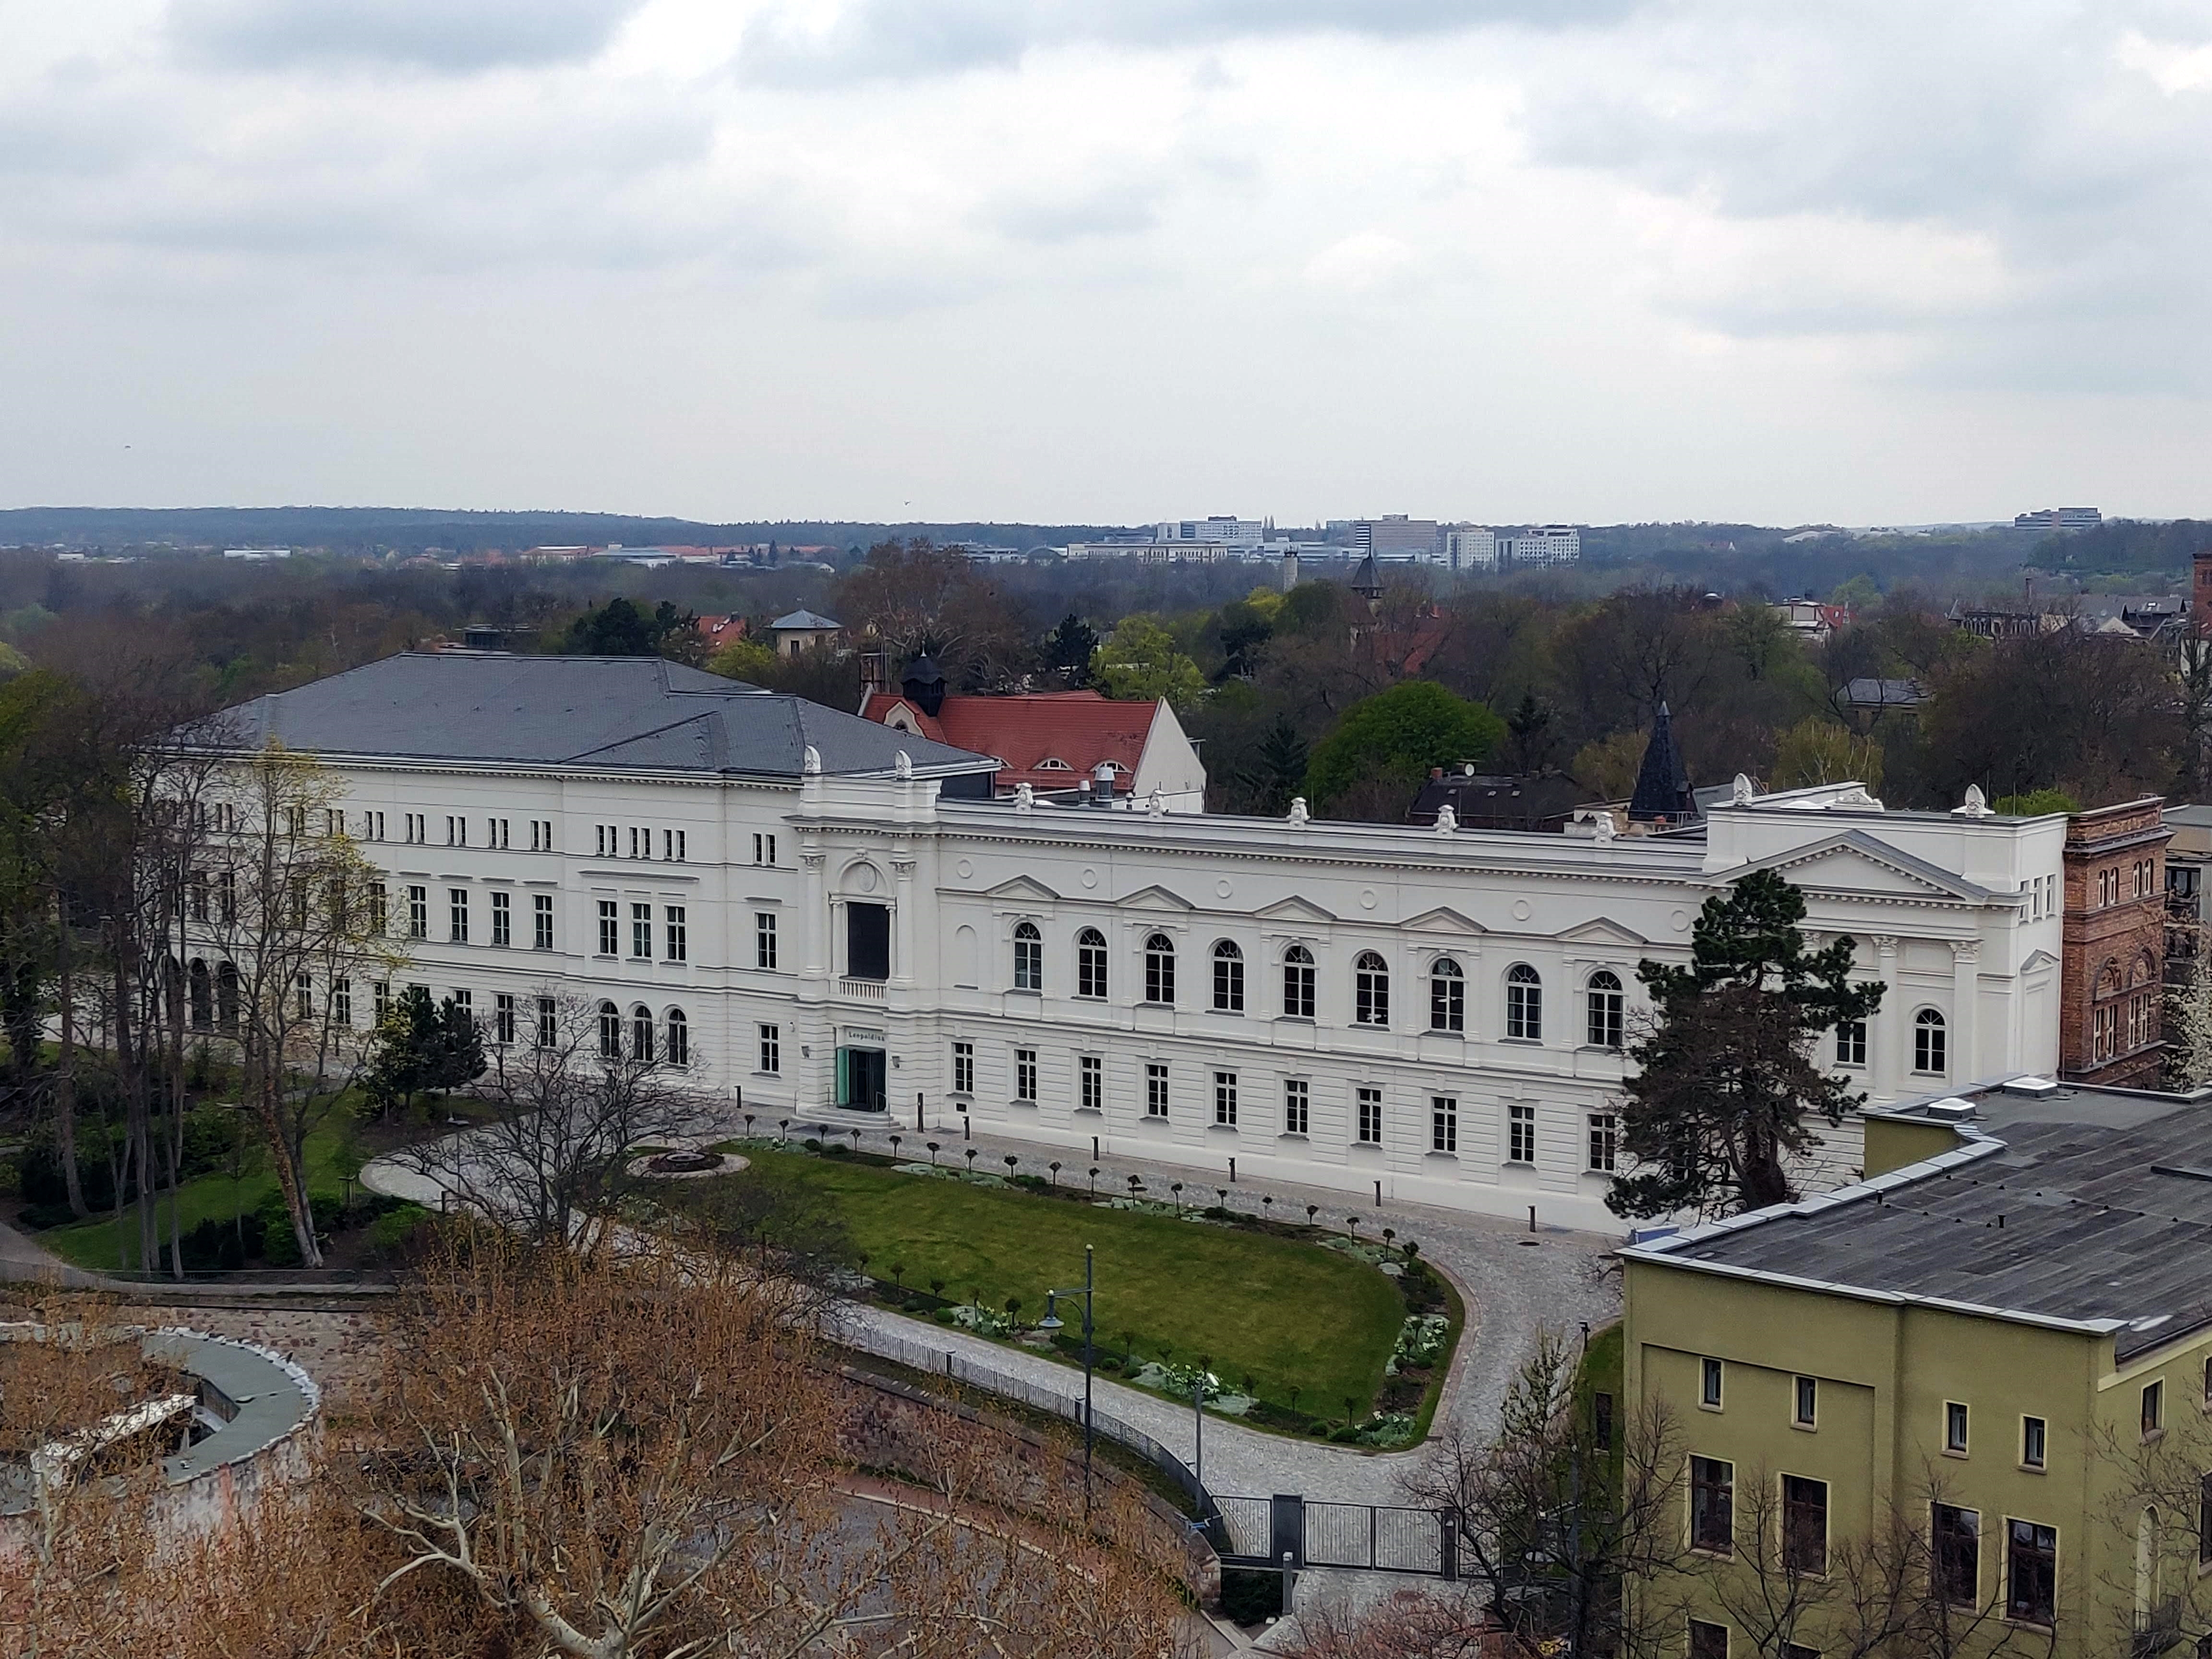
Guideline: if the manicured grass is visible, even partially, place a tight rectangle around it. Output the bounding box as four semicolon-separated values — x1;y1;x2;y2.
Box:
736;1150;1408;1419
36;1113;359;1273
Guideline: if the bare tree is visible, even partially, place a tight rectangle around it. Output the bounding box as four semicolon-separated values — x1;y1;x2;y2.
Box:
194;742;403;1266
389;990;721;1251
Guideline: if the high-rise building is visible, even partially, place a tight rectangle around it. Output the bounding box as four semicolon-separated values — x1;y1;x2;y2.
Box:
1351;516;1440;559
2013;506;2102;531
1444;527;1498;571
1506;526;1581;566
1157;517;1263;545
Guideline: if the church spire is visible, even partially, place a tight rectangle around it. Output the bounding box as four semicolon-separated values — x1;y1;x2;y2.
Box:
1627;701;1698;824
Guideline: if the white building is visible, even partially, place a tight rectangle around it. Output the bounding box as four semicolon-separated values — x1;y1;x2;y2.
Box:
1443;527;1499;571
211;654;2068;1232
1506;526;1580;566
1157;517;1264;545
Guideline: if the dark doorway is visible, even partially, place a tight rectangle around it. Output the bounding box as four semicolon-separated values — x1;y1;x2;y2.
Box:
838;1046;888;1111
846;902;890;980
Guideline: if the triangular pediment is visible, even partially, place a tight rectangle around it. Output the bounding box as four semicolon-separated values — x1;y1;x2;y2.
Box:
1558;915;1649;948
1254;894;1338;924
1404;905;1484;935
1731;831;1987;902
2022;948;2059;972
1117;884;1194;912
986;875;1061;903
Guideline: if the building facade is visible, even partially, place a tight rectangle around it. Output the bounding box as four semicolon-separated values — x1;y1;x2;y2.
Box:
207;654;2078;1232
2056;797;2168;1088
1622;1079;2212;1658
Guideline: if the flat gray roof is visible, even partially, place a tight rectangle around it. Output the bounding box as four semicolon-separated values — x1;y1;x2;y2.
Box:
1640;1082;2212;1360
214;652;995;781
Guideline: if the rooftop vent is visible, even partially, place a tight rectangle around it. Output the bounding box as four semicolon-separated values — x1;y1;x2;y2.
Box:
1923;1099;1979;1123
2000;1076;2060;1099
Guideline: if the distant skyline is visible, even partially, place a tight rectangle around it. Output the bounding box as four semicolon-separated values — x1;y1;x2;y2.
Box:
7;3;2212;526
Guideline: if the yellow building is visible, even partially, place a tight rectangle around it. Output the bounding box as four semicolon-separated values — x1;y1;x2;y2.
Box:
1622;1077;2212;1658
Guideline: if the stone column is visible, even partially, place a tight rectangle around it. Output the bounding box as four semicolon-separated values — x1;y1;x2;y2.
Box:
800;852;827;979
1951;938;1981;1086
1873;936;1902;1103
891;856;917;989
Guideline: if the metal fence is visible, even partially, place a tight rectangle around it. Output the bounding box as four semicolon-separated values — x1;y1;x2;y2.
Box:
836;1322;1216;1524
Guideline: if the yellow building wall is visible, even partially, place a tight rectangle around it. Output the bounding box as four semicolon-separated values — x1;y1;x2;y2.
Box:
1860;1116;1962;1178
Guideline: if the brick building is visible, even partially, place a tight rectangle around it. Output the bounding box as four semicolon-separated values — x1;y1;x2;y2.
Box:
2057;796;2170;1087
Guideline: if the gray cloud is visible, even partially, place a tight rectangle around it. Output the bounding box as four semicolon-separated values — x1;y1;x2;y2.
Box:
168;0;648;72
984;176;1171;244
738;0;1639;85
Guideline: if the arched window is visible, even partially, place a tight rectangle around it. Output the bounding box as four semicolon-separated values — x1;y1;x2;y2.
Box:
1076;928;1108;999
1355;951;1390;1027
1012;921;1043;992
1212;940;1245;1013
1505;963;1543;1041
188;959;212;1030
1144;933;1176;1005
1587;971;1624;1050
665;1007;689;1067
216;962;239;1033
1913;1009;1947;1075
598;1000;622;1059
632;1004;656;1064
1429;957;1465;1034
1282;945;1316;1019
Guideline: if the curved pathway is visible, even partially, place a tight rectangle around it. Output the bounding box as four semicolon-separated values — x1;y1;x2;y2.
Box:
364;1112;1621;1506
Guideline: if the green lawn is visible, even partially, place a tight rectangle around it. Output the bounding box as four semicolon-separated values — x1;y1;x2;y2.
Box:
36;1111;360;1273
727;1150;1409;1419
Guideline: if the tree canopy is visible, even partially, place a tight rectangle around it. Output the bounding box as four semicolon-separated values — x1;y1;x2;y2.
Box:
1091;616;1207;710
1609;868;1884;1219
1304;681;1504;814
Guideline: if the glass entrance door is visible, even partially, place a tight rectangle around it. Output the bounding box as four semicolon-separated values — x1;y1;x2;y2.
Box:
837;1046;888;1112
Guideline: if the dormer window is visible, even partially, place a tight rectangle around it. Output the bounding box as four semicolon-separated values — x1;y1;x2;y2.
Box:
1035;758;1071;771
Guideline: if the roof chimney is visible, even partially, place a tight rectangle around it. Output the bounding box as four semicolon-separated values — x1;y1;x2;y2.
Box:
1090;761;1116;806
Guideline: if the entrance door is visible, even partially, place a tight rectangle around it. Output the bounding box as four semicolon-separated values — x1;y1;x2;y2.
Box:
838;1046;888;1112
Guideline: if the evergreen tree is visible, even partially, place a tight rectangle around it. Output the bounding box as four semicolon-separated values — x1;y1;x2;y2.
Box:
1608;869;1883;1219
1043;613;1099;686
1238;718;1310;815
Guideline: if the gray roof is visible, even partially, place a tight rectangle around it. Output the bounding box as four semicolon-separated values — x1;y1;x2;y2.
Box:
1637;1083;2212;1359
770;609;842;630
216;653;994;780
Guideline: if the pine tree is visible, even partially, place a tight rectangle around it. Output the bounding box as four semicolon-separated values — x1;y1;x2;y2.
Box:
1608;869;1883;1219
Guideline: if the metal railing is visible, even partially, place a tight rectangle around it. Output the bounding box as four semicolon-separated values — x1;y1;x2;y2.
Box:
834;1321;1216;1526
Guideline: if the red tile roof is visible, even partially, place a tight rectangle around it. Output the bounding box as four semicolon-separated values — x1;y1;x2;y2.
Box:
697;614;750;648
859;689;1160;793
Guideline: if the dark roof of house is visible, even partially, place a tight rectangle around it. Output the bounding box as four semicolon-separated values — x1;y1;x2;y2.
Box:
1638;1083;2212;1360
1409;771;1588;827
213;653;996;780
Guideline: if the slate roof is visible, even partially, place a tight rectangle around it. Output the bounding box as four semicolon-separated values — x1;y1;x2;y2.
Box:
770;609;842;630
1637;1084;2212;1359
214;653;996;780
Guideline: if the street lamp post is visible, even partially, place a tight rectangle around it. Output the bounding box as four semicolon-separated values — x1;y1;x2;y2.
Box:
1036;1244;1097;1496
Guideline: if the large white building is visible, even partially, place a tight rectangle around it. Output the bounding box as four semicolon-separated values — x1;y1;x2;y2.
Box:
216;654;2069;1231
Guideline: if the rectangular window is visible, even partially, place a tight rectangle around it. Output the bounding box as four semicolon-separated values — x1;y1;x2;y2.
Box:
1794;1375;1818;1428
1357;1086;1383;1145
756;912;779;970
1080;1055;1103;1113
631;902;651;959
662;828;686;862
753;832;777;866
405;812;425;843
408;885;428;939
1688;1621;1728;1659
445;814;465;847
1015;1048;1038;1104
1214;947;1244;1012
324;808;343;836
1836;1019;1867;1068
1214;1070;1238;1127
2200;1474;2212;1566
1690;1456;1734;1554
366;809;386;840
489;817;508;849
1783;1475;1828;1575
490;889;511;947
1945;1401;1969;1455
1284;1078;1310;1136
1507;1101;1536;1164
1934;1504;1979;1608
331;978;351;1027
451;989;472;1023
2005;1519;2056;1626
758;1023;781;1075
1702;1357;1724;1409
529;818;552;852
1593;1392;1614;1451
846;902;891;981
1588;1112;1618;1173
596;825;610;858
374;981;391;1022
533;893;553;950
597;900;618;955
627;826;640;859
952;1040;974;1095
1146;1062;1168;1118
1431;1095;1457;1154
535;996;557;1047
2022;1416;2046;1470
664;905;687;962
2144;1380;2164;1438
494;993;516;1046
367;884;387;936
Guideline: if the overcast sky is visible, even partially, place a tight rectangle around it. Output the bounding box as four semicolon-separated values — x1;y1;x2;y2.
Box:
7;1;2212;527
